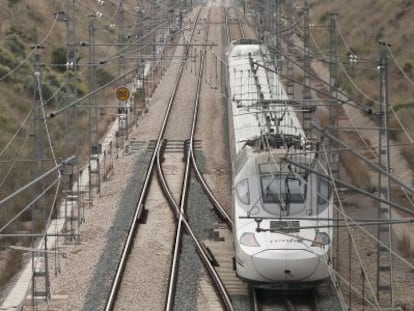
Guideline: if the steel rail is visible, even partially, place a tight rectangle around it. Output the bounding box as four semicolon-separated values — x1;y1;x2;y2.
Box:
249;286;259;311
164;33;202;305
189;7;232;228
235;8;245;39
164;138;191;311
157;144;234;311
148;6;204;311
285;297;296;311
103;7;203;311
190;8;233;309
312;288;323;311
163;8;234;311
224;8;230;45
190;151;233;228
254;288;319;311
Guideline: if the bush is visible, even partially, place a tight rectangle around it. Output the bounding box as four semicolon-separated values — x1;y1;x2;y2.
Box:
5;33;26;58
403;62;413;77
393;101;414;112
401;144;414;172
319;12;330;24
7;0;21;7
40;81;55;103
96;68;115;87
11;62;33;87
0;63;11;79
0;250;23;288
6;26;36;43
0;47;18;69
46;71;62;89
51;47;67;73
77;81;88;97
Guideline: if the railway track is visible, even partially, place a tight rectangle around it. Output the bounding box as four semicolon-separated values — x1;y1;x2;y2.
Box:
104;5;241;311
105;3;413;310
252;287;321;311
103;6;204;311
160;7;233;311
225;7;245;43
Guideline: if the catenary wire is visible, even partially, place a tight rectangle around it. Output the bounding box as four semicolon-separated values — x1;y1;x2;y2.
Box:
0;111;32;159
0;134;30;188
0;14;59;81
320;141;381;308
0;178;60;233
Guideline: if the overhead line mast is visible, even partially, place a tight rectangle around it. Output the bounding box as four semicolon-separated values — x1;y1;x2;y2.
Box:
329;13;339;179
302;2;312;138
118;0;126;79
63;0;82;241
88;11;100;201
31;44;51;302
376;41;394;309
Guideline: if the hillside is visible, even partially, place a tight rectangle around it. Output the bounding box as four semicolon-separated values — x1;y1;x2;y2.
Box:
306;0;414;170
0;0;138;288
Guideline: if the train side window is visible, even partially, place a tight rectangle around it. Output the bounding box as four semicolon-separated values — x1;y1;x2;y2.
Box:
236;179;250;205
318;178;331;205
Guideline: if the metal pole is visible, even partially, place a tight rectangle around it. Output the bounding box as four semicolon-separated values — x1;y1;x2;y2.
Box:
376;41;393;308
32;46;44;231
329;13;339;179
275;0;282;70
31;45;50;305
302;1;312;137
88;14;99;204
64;0;81;238
118;0;126;79
286;0;294;97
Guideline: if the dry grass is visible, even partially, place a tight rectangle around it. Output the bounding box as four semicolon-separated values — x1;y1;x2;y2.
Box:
0;249;23;288
314;107;372;189
0;0;138;289
306;0;414;174
398;231;414;258
340;150;372;189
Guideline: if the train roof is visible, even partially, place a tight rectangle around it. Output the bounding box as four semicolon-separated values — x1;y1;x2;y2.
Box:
227;43;306;155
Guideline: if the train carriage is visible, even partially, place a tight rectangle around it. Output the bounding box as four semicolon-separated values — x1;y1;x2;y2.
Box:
225;39;333;289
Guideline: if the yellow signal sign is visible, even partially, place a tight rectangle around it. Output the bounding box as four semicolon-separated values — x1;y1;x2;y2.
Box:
116;86;130;101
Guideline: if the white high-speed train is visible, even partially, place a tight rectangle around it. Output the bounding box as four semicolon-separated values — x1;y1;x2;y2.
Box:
225;39;333;289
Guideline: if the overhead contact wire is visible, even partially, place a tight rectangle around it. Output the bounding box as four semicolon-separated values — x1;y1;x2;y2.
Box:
0;15;59;81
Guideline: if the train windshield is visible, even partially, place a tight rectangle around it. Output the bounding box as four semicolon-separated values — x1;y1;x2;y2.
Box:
259;163;306;204
260;174;306;204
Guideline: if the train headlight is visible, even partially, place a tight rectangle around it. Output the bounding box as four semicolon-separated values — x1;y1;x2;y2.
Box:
311;232;330;247
240;232;260;247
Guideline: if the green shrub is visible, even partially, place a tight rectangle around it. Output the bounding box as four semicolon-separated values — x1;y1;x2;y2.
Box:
5;33;26;58
6;26;36;43
0;250;23;287
11;62;34;87
41;81;55;103
7;0;21;7
393;101;414;112
46;71;62;89
51;47;67;72
403;62;413;77
319;12;330;24
0;47;18;68
96;68;115;86
0;63;11;79
77;81;88;97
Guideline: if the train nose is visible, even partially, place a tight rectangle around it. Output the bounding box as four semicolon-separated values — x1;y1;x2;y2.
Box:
251;249;321;281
